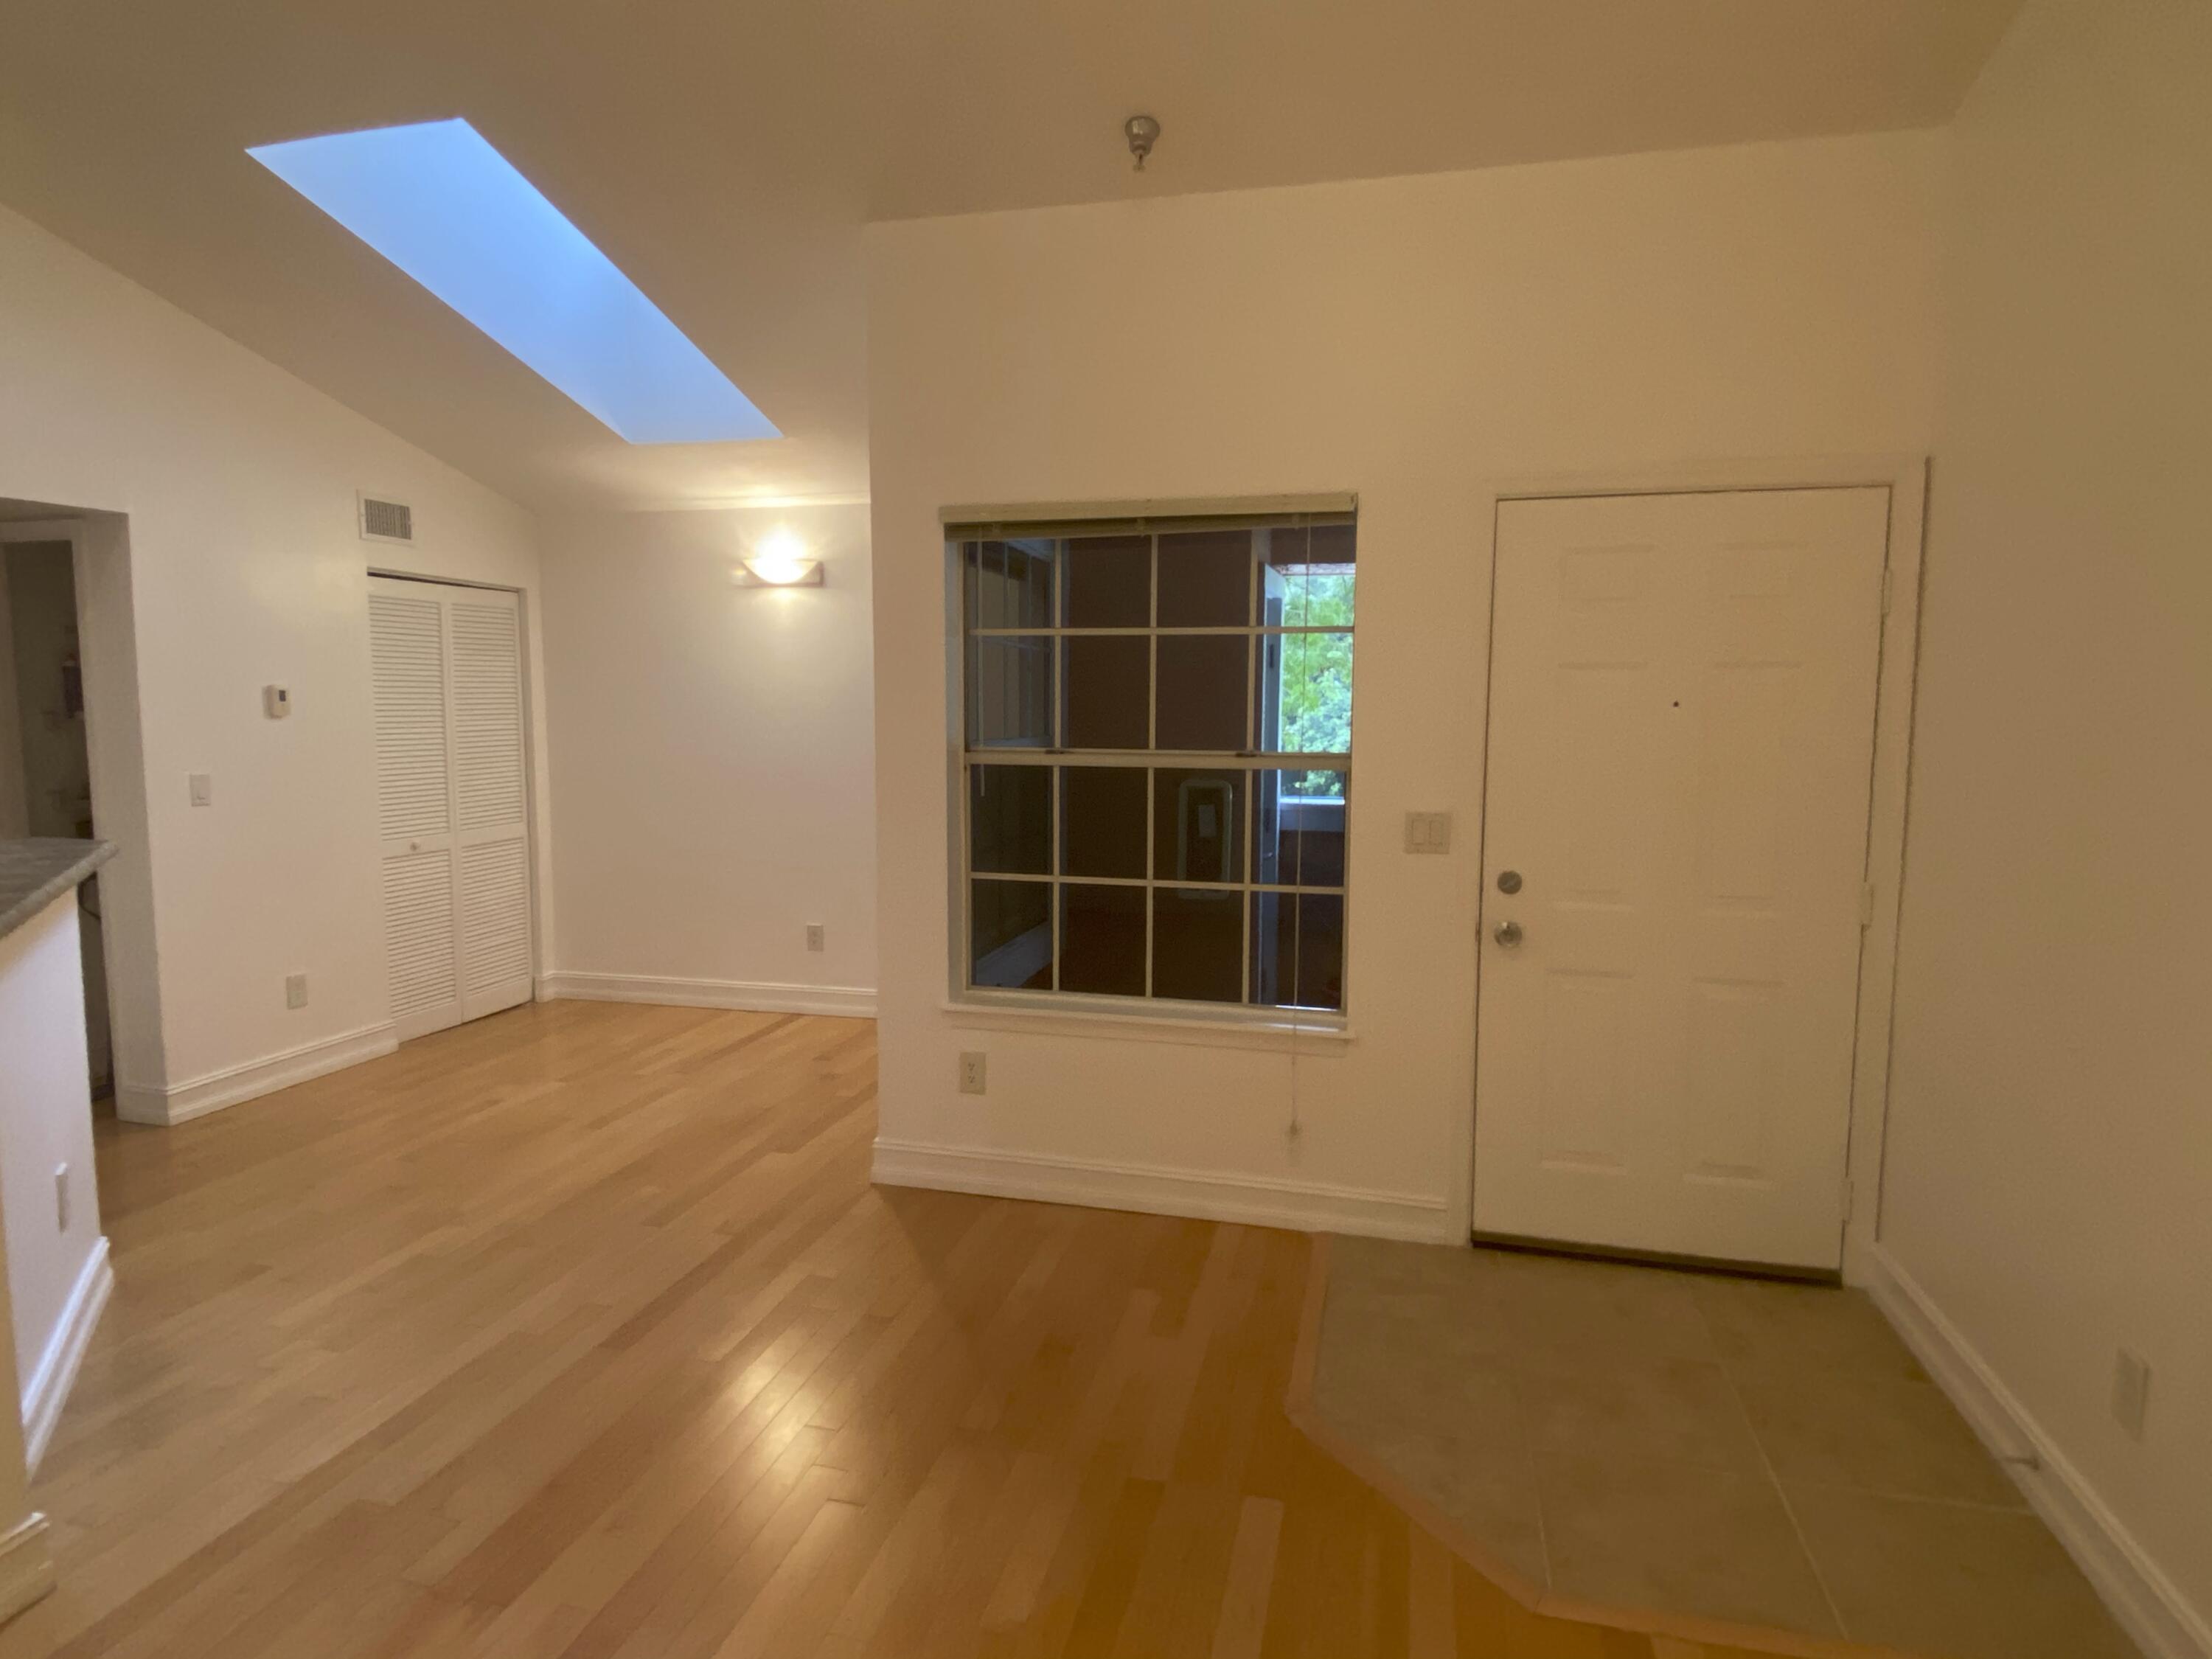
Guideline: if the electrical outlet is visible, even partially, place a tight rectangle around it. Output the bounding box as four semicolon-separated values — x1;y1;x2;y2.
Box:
2112;1349;2151;1440
805;923;825;953
54;1165;68;1231
958;1051;987;1096
285;973;309;1010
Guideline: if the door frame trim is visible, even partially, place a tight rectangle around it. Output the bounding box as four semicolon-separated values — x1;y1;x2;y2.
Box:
1462;454;1929;1286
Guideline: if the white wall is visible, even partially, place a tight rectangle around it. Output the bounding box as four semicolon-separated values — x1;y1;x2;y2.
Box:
0;894;102;1424
1880;0;2212;1642
541;504;877;1008
0;203;552;1112
866;131;1943;1237
0;1164;47;1624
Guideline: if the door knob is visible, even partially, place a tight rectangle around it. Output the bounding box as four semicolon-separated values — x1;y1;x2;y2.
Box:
1493;919;1523;947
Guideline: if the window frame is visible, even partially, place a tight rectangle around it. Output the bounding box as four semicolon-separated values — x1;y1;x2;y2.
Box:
947;505;1355;1029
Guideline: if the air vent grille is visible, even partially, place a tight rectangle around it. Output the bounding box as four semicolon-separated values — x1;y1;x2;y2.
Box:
359;494;415;544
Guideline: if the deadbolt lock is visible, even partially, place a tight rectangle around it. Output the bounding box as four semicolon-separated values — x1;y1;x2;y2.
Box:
1496;869;1523;894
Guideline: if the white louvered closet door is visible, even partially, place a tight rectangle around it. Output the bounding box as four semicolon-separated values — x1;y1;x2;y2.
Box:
369;577;534;1043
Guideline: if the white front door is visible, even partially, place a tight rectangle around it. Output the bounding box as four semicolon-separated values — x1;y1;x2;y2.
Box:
368;577;535;1043
1473;487;1890;1270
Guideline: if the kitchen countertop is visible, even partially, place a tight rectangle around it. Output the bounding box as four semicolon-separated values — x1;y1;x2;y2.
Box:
0;838;116;944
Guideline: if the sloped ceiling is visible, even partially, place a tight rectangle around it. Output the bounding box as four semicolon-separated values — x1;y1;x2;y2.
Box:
0;0;2018;511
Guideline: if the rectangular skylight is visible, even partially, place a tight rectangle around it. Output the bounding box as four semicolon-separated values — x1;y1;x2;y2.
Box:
248;118;778;445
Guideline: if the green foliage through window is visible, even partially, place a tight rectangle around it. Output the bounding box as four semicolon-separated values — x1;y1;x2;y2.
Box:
1276;569;1352;795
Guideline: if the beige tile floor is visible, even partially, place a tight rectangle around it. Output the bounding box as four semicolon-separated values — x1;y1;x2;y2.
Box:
1310;1237;2143;1659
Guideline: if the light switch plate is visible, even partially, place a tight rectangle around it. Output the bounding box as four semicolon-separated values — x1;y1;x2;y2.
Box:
188;773;213;807
1404;810;1452;853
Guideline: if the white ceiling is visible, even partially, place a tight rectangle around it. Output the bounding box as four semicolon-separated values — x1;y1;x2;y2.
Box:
0;1;2019;513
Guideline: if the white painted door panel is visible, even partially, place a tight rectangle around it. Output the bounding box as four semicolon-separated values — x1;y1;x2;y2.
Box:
370;583;462;1039
1474;488;1888;1269
448;597;534;1022
369;577;532;1043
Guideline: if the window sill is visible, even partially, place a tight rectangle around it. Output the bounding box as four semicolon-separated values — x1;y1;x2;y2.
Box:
939;995;1354;1054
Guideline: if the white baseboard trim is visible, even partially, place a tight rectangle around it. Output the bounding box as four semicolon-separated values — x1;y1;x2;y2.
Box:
0;1513;54;1627
870;1138;1458;1242
114;1021;399;1127
541;971;876;1019
1872;1244;2210;1659
21;1239;111;1473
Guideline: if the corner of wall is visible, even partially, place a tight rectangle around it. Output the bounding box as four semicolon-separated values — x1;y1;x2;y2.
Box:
1872;1246;2212;1659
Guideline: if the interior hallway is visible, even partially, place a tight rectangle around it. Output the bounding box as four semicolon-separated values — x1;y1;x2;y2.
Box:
0;1001;1790;1659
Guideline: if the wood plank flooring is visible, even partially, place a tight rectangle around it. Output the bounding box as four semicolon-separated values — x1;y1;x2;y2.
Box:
0;1001;1789;1658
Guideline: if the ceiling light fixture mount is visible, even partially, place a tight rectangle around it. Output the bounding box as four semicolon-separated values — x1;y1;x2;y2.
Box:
1124;114;1161;172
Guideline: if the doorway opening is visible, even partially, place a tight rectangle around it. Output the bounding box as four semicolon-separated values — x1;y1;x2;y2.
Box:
1;516;111;1099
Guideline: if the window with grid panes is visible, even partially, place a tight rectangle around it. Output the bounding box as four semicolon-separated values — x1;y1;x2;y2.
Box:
956;513;1352;1015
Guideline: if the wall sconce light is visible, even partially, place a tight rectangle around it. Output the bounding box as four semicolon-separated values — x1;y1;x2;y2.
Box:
734;527;824;587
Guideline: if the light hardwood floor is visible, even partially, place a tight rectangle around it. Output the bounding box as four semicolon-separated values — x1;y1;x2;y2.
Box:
1;1002;1787;1659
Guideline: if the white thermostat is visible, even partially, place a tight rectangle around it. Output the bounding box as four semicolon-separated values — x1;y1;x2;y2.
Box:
263;684;292;720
